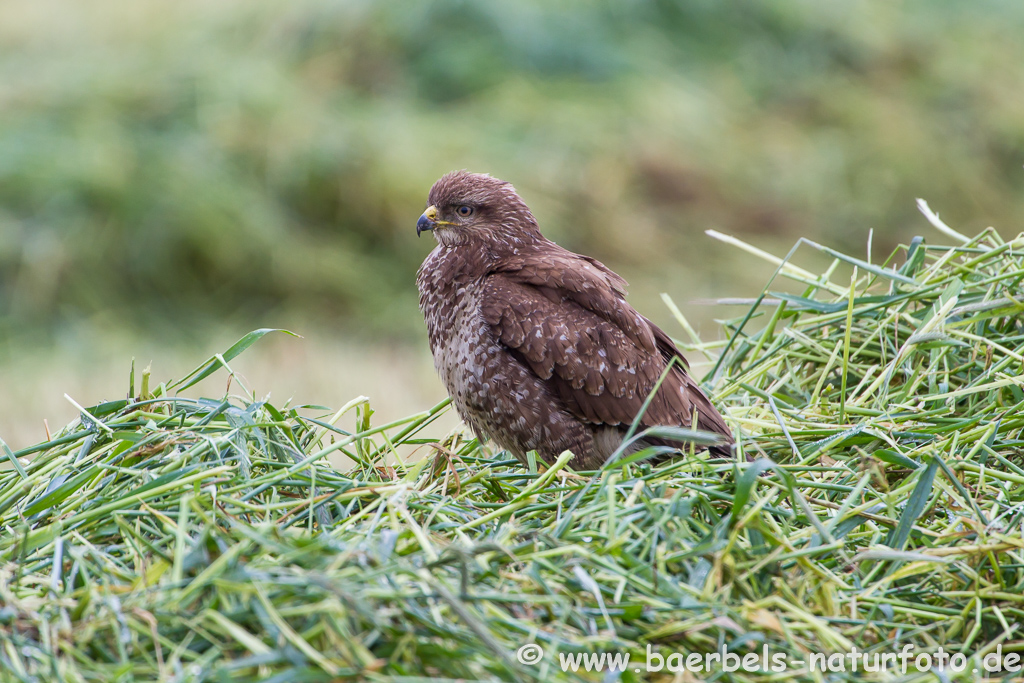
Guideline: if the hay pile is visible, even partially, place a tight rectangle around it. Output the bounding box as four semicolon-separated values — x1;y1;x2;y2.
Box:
2;222;1023;681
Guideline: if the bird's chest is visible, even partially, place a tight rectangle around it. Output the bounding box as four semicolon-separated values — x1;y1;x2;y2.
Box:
421;284;491;395
417;262;495;395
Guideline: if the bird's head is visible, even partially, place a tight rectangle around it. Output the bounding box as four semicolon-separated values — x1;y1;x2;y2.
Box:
417;171;541;248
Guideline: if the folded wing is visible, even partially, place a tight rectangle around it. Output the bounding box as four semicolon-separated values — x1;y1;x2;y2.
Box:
481;251;732;453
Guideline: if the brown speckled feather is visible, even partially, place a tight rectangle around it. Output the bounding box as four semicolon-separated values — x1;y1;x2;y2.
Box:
484;258;730;445
416;170;733;468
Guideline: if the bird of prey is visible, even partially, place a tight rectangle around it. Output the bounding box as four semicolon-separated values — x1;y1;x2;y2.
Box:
415;170;733;469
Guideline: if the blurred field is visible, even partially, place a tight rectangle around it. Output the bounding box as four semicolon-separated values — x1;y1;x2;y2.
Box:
2;0;1023;445
0;327;460;451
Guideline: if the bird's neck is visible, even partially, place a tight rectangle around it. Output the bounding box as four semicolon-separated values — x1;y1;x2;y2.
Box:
417;244;488;308
419;231;555;295
427;239;515;280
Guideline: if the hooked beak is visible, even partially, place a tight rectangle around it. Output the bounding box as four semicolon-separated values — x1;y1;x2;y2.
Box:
416;205;439;237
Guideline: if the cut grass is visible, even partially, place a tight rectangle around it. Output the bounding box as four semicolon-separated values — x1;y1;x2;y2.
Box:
2;224;1024;682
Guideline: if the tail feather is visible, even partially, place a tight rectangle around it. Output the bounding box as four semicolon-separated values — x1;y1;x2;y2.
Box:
646;318;736;459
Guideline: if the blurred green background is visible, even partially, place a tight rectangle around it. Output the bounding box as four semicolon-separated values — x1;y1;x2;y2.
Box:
3;0;1023;448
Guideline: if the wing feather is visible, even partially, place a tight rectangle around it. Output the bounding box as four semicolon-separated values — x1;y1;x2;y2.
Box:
494;252;657;355
481;261;732;456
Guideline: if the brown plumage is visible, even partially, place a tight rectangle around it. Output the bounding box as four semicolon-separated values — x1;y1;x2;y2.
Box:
415;170;733;469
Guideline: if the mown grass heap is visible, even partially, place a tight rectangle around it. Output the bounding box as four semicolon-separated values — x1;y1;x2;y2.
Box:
2;224;1024;682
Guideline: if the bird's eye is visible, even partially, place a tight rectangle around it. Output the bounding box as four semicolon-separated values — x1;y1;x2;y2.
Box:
457;205;474;217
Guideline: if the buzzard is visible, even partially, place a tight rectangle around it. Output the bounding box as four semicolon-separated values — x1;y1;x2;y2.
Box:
416;171;733;469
